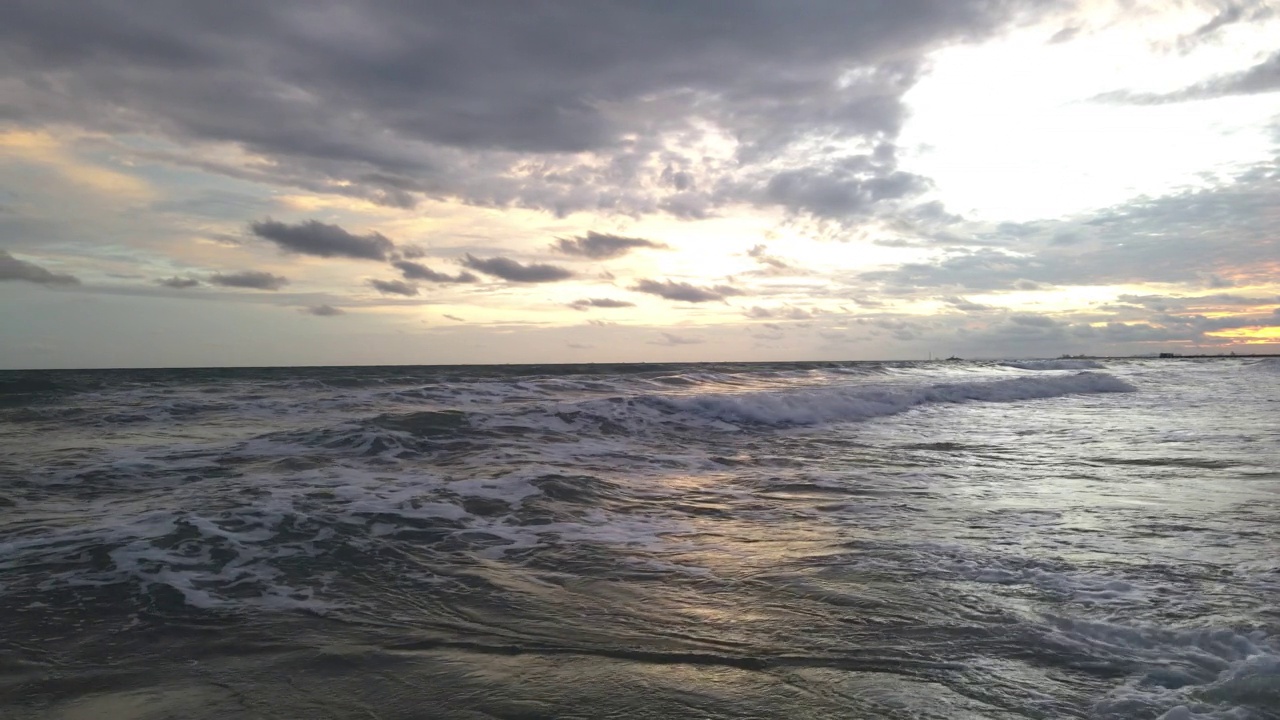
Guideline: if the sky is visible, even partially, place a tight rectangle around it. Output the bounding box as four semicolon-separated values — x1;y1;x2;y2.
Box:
1;0;1278;368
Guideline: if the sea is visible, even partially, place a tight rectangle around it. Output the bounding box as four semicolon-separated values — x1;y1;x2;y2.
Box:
0;357;1277;719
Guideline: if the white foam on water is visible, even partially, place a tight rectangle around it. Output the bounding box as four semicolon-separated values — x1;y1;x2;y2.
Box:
1052;618;1280;719
5;357;1276;718
1001;359;1107;370
16;503;339;613
6;448;713;613
655;372;1135;428
1245;357;1280;373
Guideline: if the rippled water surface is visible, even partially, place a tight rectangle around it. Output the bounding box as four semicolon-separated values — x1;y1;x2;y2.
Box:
1;358;1277;719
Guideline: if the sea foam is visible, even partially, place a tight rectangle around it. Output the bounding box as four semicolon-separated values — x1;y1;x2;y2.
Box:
656;371;1135;427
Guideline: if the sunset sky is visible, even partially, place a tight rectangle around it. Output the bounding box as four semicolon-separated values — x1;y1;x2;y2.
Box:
2;0;1277;368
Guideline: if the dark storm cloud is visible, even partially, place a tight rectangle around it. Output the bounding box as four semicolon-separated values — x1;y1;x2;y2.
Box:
303;304;344;316
569;298;636;311
157;276;200;288
551;231;668;260
0;1;1055;219
209;270;289;290
392;260;477;284
1098;50;1280;104
461;255;573;283
0;250;79;286
368;279;418;296
631;279;741;303
250;220;395;261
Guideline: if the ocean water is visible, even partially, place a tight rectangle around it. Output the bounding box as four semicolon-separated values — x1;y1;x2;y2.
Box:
0;358;1277;719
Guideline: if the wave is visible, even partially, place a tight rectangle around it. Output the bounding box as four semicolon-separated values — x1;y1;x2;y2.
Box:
236;372;1138;461
1001;359;1106;370
1246;357;1280;373
654;371;1135;428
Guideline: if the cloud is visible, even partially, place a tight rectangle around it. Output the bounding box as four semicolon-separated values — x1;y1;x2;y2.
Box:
941;295;989;312
1098;50;1280;104
551;231;668;259
748;160;931;220
743;243;808;276
649;332;704;346
0;1;1050;221
0;250;79;286
443;313;465;322
303;304;344;316
1009;313;1060;327
631;279;740;303
368;279;419;296
1048;26;1080;44
1175;3;1274;52
461;254;573;282
863;162;1280;295
861;247;1038;292
1198;272;1235;289
250;219;395;261
747;244;789;270
1111;293;1279;313
745;305;812;320
569;297;636;310
208;270;288;290
392;260;477;283
157;276;200;288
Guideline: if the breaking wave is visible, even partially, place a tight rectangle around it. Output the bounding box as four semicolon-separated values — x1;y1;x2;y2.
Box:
653;371;1135;427
1001;359;1107;370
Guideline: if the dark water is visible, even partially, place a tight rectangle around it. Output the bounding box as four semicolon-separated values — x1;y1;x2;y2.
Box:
1;358;1277;719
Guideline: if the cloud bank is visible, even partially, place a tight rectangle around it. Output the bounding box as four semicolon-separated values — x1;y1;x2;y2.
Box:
0;251;79;286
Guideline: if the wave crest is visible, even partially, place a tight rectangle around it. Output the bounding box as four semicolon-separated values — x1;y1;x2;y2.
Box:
1002;359;1107;370
656;372;1135;427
